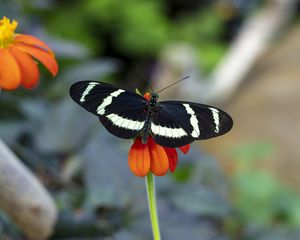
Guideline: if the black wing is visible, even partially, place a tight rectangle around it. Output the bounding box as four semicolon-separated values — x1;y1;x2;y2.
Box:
150;101;233;147
70;81;148;139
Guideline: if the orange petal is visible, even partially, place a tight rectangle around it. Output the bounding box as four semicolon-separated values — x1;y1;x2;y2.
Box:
14;34;55;57
128;138;151;177
179;144;190;154
9;47;39;89
148;137;169;176
0;49;21;90
164;147;178;173
13;42;58;76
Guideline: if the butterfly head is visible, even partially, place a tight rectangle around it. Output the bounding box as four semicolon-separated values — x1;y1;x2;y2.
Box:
148;93;159;108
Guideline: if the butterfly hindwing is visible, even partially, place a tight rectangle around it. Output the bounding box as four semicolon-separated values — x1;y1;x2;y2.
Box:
99;105;148;139
70;81;148;139
151;101;233;147
150;104;194;147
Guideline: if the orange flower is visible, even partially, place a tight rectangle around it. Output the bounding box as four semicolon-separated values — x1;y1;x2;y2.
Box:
128;137;190;177
128;92;190;177
0;16;58;90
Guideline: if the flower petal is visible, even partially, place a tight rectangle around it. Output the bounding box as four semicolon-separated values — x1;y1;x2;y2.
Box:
9;47;39;89
164;147;178;173
13;42;58;76
14;34;55;56
143;92;151;100
0;49;21;90
179;144;190;154
148;137;169;176
128;138;150;177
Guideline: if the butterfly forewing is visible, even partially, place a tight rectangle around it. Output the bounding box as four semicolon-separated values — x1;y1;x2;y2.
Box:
150;101;233;147
70;81;148;139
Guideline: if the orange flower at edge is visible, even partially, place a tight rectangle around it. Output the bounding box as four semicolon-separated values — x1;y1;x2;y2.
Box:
0;16;58;90
128;92;191;177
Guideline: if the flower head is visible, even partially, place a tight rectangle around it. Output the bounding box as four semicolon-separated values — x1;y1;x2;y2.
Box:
0;16;58;90
128;137;190;177
128;91;190;177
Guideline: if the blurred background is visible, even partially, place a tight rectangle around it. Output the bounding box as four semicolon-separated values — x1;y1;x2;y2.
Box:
1;0;300;239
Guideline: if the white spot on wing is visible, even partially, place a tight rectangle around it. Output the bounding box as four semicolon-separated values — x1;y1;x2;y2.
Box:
97;89;125;115
109;114;119;123
209;107;220;133
80;82;99;102
183;104;200;138
106;113;144;130
151;123;187;138
152;124;159;134
166;128;173;138
159;125;166;137
128;120;137;130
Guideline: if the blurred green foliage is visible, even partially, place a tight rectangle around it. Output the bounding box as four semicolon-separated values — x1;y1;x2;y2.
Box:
44;0;227;73
230;142;300;238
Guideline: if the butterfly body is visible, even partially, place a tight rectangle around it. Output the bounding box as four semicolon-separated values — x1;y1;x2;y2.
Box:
142;93;159;144
70;81;233;148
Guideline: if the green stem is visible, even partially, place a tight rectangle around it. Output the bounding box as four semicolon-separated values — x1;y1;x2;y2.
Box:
145;173;161;240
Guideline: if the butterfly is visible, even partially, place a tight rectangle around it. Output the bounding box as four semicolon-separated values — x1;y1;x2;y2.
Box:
69;81;233;148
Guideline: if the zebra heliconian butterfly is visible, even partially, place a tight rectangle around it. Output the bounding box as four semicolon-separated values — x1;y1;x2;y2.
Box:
69;81;233;148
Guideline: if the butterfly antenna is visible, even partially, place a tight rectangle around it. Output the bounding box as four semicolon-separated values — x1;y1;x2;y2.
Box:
156;76;190;94
133;62;154;93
